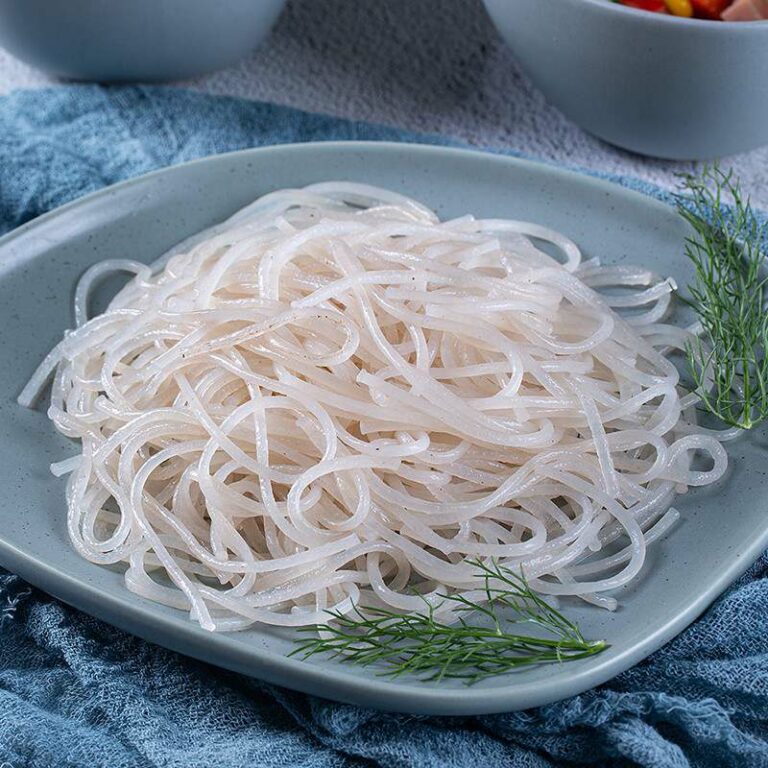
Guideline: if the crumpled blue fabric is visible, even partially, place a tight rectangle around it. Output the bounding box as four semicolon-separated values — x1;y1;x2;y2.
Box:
0;85;766;768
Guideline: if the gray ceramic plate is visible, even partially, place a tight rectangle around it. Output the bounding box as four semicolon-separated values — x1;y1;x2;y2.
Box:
0;142;766;716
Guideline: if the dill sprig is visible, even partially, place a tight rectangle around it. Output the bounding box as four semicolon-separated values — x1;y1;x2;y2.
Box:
677;166;768;430
290;560;607;684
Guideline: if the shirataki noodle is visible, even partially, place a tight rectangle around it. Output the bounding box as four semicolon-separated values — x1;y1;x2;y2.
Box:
19;182;729;631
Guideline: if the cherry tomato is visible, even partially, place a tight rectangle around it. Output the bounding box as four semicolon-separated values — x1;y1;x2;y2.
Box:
620;0;668;10
690;0;732;17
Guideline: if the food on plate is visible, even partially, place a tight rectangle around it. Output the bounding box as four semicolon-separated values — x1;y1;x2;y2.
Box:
20;182;740;679
721;0;768;20
678;167;768;431
612;0;768;19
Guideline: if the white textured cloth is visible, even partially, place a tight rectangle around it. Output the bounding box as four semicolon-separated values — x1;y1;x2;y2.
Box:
2;0;766;206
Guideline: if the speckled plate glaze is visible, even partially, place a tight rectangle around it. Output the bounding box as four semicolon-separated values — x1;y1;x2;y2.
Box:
0;142;766;716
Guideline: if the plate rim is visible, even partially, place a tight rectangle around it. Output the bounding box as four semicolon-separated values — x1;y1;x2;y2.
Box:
1;140;765;716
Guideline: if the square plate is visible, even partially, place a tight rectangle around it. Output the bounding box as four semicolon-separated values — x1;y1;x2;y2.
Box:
0;142;765;715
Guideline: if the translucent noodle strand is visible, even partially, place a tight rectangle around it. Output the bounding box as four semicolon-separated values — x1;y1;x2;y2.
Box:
21;182;728;631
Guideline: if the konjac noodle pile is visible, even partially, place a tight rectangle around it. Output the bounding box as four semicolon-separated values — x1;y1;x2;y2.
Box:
21;183;728;631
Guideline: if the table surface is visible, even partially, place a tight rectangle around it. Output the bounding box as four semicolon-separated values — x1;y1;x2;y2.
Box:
1;0;766;208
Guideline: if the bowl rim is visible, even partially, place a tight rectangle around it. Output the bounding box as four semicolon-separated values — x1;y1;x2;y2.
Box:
577;0;768;28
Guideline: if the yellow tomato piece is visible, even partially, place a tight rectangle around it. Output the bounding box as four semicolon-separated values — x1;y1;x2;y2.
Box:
665;0;694;15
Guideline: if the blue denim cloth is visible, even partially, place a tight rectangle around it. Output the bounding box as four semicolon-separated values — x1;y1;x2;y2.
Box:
0;85;766;768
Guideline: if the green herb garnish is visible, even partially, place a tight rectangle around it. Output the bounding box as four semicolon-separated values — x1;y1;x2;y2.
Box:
290;560;607;684
677;166;768;430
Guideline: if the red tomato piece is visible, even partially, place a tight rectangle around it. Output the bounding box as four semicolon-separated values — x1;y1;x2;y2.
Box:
620;0;667;13
621;0;668;10
690;0;732;17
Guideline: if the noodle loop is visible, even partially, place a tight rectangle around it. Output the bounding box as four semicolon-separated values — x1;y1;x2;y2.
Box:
24;183;727;630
